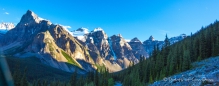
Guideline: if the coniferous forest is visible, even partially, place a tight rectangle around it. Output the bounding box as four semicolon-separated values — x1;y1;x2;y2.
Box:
7;20;219;86
113;20;219;85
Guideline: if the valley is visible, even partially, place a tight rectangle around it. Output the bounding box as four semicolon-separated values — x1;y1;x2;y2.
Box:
0;9;219;86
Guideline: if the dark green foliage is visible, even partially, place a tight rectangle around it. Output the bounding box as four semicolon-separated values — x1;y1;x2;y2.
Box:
11;60;28;86
6;56;72;83
70;69;77;86
107;78;114;86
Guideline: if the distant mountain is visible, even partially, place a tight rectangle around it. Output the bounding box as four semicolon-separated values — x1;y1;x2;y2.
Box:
128;37;149;59
143;35;164;56
0;22;15;32
169;34;187;45
0;22;15;38
142;34;187;56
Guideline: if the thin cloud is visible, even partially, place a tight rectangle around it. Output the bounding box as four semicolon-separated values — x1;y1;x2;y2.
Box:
125;39;131;42
62;25;71;29
159;30;170;35
59;24;72;30
4;12;9;15
2;8;5;10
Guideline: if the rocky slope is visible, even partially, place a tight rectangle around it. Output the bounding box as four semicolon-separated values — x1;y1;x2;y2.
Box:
150;56;219;86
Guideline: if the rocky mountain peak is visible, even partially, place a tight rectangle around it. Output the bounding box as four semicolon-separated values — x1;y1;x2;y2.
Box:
89;27;107;40
130;37;141;43
19;10;48;25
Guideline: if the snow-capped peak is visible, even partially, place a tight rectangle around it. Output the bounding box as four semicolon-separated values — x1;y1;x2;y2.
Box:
93;27;103;32
26;10;48;23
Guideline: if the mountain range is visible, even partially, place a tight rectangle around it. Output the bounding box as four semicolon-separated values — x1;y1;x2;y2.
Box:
0;10;187;73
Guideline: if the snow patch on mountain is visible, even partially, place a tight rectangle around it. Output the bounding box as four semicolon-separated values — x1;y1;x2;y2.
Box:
169;34;187;45
28;10;47;23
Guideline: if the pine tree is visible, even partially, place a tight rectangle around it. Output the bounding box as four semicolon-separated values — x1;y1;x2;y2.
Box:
70;69;77;86
163;34;170;66
94;69;99;86
182;50;191;71
107;78;114;86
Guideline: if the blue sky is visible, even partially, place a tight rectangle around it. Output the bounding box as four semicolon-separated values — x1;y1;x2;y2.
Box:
1;0;219;41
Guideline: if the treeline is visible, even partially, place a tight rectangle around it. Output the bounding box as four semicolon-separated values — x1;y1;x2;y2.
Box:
113;20;219;85
12;65;115;86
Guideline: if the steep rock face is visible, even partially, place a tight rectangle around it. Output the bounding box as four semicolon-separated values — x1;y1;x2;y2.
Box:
26;30;74;72
86;28;113;60
48;25;96;71
81;28;124;72
128;37;148;59
110;34;137;68
84;29;137;71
